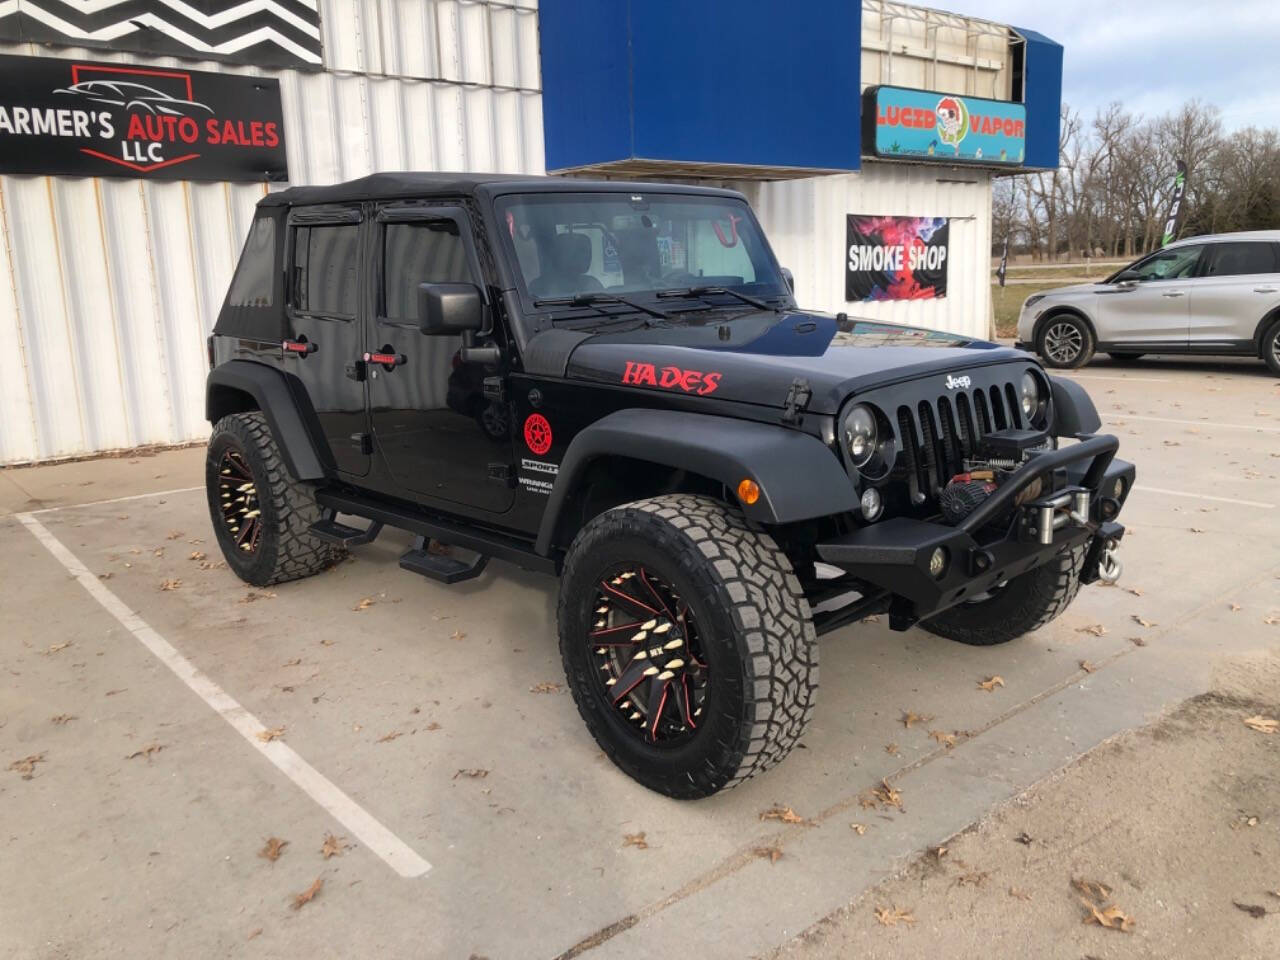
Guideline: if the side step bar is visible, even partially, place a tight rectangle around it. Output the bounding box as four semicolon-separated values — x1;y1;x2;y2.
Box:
310;510;384;547
314;488;558;576
399;536;489;584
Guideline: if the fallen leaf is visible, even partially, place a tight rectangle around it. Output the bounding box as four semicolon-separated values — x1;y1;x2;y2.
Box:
859;778;904;812
1077;624;1107;637
50;714;77;725
874;905;916;927
320;833;349;859
125;743;165;761
759;804;814;826
166;530;183;540
453;768;489;779
258;837;288;862
901;711;934;728
239;590;277;603
1233;901;1267;919
98;572;113;580
105;688;126;696
954;869;990;888
153;547;165;558
319;638;335;646
198;559;226;571
9;753;45;779
1243;715;1278;734
41;640;72;655
753;844;783;864
1013;831;1034;845
1230;603;1242;612
928;729;957;748
1265;615;1279;625
978;675;1005;692
1229;814;1259;830
188;551;206;561
850;823;867;835
353;597;376;611
1079;660;1098;674
1190;527;1205;534
246;927;263;941
1008;886;1032;901
291;875;323;910
1072;877;1113;901
426;540;453;556
930;845;948;859
376;731;402;743
450;630;467;641
425;722;441;731
529;682;562;694
1129;636;1148;647
1081;900;1135;932
884;742;900;755
1132;615;1156;628
622;832;648;850
187;538;205;545
158;578;182;591
282;657;301;667
257;726;285;742
1126;587;1144;597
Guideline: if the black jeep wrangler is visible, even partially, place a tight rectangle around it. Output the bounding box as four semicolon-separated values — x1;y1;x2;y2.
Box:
205;173;1133;798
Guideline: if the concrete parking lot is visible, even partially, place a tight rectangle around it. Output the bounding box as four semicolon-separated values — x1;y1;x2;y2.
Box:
2;356;1278;960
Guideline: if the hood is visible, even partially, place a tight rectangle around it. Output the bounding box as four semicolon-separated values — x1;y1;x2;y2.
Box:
1035;282;1103;299
564;310;1031;414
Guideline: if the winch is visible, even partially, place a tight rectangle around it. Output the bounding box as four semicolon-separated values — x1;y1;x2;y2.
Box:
939;428;1052;525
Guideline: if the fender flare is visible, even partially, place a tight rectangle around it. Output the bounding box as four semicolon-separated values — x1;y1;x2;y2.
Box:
1048;375;1102;437
205;360;331;480
534;408;858;555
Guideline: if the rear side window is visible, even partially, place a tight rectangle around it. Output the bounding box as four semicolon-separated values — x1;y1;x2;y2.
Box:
1202;242;1279;277
293;224;359;316
382;221;471;321
227;217;275;308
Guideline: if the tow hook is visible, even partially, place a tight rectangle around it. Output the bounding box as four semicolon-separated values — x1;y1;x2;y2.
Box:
1097;538;1122;583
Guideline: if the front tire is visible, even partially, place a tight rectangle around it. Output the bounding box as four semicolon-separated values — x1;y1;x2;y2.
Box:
1037;314;1094;369
921;543;1085;646
205;412;343;587
558;495;817;798
1263;321;1280;377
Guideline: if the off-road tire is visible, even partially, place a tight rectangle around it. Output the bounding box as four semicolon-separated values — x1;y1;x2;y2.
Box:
1263;321;1280;377
1036;313;1094;369
558;494;817;798
921;543;1086;646
205;412;342;587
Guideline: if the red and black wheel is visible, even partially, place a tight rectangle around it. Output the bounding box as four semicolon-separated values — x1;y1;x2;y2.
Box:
558;494;817;798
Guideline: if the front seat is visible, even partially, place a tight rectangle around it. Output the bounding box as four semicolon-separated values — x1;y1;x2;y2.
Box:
528;232;603;298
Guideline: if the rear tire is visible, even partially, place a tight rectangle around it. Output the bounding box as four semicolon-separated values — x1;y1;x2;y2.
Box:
1263;321;1280;377
1037;314;1094;369
558;494;817;798
205;412;343;587
921;543;1085;646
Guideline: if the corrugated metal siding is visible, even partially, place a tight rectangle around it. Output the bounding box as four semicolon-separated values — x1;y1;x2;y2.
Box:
742;163;993;339
0;6;543;465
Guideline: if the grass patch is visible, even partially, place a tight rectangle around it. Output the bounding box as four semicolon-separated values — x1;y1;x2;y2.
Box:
993;265;1121;281
990;281;1079;339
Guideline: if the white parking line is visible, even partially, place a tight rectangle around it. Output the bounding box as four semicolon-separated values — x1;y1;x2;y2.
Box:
26;485;204;514
1066;374;1172;383
15;511;433;880
1105;413;1280;434
1133;485;1275;509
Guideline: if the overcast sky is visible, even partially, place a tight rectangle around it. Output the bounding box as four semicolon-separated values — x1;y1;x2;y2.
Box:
951;0;1280;130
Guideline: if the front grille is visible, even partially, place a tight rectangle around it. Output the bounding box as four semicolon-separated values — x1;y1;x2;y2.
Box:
897;380;1025;503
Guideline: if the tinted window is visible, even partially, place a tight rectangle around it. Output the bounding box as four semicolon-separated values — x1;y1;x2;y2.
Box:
1126;244;1203;281
293;224;359;316
1203;242;1278;277
227;217;275;308
383;222;471;321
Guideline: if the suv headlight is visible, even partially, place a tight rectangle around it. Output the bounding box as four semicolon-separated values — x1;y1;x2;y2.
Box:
1020;370;1048;425
844;404;878;468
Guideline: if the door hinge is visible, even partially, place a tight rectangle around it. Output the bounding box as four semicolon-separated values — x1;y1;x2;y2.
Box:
350;433;373;455
482;376;505;402
781;377;812;426
487;463;516;487
345;359;367;382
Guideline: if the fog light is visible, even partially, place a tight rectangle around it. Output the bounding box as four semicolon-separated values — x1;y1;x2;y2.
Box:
860;487;883;522
929;547;948;579
1112;478;1125;498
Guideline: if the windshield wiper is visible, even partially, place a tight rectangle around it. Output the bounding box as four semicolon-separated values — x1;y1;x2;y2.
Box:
533;292;670;321
656;285;772;311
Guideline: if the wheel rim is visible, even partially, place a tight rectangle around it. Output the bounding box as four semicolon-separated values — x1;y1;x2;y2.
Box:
587;565;709;746
216;449;263;555
1043;321;1083;363
1271;331;1280;367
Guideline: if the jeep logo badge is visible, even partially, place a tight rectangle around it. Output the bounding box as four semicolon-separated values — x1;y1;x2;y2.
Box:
945;374;972;390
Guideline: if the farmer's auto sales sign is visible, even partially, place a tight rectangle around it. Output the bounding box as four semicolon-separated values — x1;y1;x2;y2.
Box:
0;54;287;182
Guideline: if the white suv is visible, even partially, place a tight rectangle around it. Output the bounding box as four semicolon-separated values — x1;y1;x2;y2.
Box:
1015;231;1280;375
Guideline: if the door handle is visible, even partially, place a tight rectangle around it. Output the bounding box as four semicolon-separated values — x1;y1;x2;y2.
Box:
283;337;318;356
1254;287;1278;294
1161;291;1185;298
365;347;407;370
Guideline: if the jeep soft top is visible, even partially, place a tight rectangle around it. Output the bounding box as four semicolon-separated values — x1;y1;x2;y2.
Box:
204;173;1133;797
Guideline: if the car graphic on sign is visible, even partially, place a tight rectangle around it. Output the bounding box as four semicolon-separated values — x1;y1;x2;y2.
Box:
53;80;213;117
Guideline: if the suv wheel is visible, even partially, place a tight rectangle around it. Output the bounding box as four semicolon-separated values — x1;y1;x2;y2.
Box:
1263;321;1280;377
558;495;817;798
921;543;1085;646
205;412;343;586
1037;315;1093;369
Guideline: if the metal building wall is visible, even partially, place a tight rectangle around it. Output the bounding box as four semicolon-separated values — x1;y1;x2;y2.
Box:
0;0;543;465
742;162;993;339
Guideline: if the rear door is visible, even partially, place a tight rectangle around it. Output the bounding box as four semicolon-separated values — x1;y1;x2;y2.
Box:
285;205;371;477
1093;243;1204;349
1188;240;1280;350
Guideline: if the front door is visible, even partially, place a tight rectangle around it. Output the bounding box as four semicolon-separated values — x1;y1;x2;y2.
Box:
285;205;370;477
366;205;515;515
1093;243;1205;349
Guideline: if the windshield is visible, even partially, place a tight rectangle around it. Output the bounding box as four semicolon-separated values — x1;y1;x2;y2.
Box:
494;192;788;309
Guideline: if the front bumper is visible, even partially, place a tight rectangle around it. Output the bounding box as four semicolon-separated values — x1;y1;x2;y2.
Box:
815;434;1133;629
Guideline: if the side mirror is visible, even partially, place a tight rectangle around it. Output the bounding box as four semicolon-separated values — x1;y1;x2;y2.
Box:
418;282;484;335
1112;271;1140;286
781;267;795;293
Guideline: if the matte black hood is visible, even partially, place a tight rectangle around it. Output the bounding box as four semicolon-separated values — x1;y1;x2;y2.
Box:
564;311;1030;414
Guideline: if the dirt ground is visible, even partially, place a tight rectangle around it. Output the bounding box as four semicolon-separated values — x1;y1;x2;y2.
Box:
775;653;1280;960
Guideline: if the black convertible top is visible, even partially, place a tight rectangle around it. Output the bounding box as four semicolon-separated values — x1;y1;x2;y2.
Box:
258;171;743;208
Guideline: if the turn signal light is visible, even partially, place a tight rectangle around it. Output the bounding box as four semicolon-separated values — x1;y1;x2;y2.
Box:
737;478;761;505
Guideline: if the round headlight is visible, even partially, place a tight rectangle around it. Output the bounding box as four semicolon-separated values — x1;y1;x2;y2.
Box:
1020;371;1042;419
845;404;878;467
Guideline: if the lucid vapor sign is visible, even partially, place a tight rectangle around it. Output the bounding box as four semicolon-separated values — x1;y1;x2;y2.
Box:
0;54;287;182
863;86;1026;166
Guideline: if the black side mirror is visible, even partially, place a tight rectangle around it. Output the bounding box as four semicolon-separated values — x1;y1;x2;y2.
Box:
1112;270;1140;285
418;282;484;335
781;267;795;292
